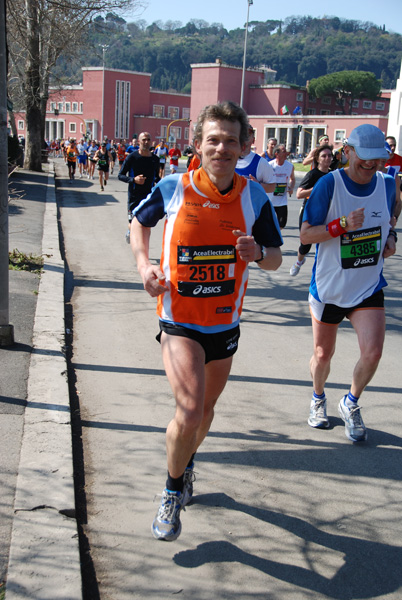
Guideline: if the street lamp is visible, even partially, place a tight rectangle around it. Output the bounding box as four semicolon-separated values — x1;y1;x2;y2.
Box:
240;0;253;108
100;44;109;140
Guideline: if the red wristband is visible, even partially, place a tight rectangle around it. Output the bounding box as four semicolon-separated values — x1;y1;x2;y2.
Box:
327;218;346;238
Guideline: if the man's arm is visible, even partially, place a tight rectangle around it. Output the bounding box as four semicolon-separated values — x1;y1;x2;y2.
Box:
300;208;365;245
296;170;315;200
118;155;133;183
296;186;313;200
130;218;168;297
253;159;275;193
288;165;295;196
302;148;315;166
233;230;282;271
394;176;402;221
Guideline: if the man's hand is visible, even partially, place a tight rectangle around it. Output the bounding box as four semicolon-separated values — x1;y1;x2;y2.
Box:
383;235;396;259
345;208;365;231
134;174;146;185
233;230;260;262
141;264;169;297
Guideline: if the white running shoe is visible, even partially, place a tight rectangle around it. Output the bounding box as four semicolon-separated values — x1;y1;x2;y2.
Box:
290;257;306;276
338;396;367;442
308;396;330;428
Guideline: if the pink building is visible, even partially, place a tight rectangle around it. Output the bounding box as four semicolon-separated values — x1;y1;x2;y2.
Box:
12;67;191;148
190;60;390;154
11;61;391;156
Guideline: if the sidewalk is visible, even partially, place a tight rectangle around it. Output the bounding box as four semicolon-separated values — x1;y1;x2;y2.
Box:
1;165;81;599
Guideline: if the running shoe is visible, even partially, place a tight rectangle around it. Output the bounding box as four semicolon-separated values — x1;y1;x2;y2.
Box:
338;396;367;442
152;489;183;541
100;186;104;191
308;396;329;428
104;179;107;186
182;465;196;507
290;257;306;276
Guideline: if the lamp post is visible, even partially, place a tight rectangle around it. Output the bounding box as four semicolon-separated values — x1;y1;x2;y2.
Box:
240;0;253;108
100;44;108;141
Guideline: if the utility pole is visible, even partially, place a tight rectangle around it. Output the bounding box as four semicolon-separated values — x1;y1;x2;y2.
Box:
240;0;253;108
100;45;108;141
0;0;14;346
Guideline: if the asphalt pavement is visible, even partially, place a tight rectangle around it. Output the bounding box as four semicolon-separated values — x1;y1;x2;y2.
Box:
2;160;402;600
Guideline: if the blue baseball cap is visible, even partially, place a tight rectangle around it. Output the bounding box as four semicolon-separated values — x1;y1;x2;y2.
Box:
346;124;389;160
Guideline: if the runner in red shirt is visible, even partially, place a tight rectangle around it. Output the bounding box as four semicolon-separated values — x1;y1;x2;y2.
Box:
168;143;181;174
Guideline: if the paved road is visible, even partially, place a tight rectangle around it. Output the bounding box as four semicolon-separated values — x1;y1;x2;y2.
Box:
56;161;402;600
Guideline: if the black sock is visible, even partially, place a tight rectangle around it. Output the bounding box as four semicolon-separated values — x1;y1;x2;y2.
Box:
187;453;196;469
166;472;184;493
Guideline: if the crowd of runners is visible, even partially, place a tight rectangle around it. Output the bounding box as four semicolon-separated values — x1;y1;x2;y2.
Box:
45;107;401;543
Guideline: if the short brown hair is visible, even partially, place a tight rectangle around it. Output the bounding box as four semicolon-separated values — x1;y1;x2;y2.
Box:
194;101;249;147
313;144;333;164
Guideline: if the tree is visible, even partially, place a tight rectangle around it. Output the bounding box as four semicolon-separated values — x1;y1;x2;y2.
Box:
6;0;139;171
308;70;382;115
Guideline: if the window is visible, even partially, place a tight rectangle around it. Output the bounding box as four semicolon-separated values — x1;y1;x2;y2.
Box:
184;127;189;140
160;125;167;138
335;111;344;116
58;102;63;112
153;105;165;118
307;108;316;115
296;92;303;101
18;120;24;130
115;80;131;139
334;129;346;142
168;106;179;119
320;110;330;115
308;95;316;103
322;96;331;105
72;102;78;112
80;102;83;112
170;126;182;141
376;102;385;111
69;122;76;133
363;100;372;109
50;102;56;112
65;102;71;113
352;99;359;108
182;107;190;119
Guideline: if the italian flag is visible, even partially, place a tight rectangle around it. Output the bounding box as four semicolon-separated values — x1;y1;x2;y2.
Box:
280;105;289;115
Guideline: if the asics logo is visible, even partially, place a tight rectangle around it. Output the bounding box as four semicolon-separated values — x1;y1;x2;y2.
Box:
354;257;375;266
193;284;222;295
203;200;220;209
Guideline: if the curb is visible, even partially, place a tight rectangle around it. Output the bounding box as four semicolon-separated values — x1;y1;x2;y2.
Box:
5;164;82;599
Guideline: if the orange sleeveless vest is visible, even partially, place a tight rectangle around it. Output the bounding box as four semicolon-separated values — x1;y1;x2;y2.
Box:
157;169;255;328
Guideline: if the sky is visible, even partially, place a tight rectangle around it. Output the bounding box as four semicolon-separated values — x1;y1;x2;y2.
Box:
128;0;402;36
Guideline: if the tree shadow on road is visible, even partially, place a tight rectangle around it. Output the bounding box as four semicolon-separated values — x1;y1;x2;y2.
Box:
174;492;402;599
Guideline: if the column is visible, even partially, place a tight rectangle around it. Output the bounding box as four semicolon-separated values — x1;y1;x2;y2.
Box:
286;127;292;151
298;129;305;155
311;127;318;149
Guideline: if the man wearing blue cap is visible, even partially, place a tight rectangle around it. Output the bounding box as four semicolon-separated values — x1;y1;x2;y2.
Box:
300;124;397;442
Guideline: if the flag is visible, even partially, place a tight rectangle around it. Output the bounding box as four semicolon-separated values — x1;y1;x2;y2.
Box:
292;106;302;115
280;105;289;115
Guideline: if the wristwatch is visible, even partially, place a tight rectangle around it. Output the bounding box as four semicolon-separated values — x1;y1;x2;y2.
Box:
255;244;265;263
340;216;347;229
